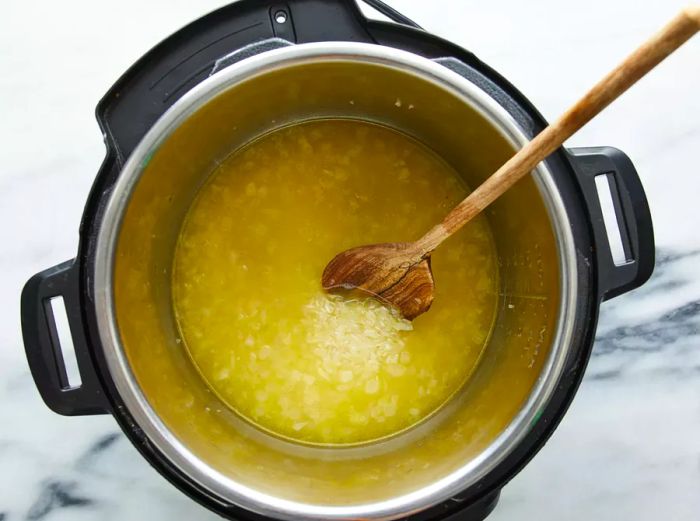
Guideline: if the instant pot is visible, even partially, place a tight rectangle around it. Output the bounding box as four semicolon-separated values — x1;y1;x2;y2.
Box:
21;1;654;519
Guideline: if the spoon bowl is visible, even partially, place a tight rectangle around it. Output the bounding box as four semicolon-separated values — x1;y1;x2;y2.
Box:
321;242;434;320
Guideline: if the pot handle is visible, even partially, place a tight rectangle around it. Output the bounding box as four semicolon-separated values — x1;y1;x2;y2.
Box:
21;260;110;415
568;147;655;300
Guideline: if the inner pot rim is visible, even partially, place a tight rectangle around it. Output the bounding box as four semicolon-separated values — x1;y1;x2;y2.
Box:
93;41;578;520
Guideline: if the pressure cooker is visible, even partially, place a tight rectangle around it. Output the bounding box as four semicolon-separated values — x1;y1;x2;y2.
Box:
21;1;654;519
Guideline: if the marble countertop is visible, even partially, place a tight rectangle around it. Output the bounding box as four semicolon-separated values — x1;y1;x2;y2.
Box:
1;0;698;519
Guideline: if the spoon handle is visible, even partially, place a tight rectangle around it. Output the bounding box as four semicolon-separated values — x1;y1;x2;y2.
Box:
416;6;700;255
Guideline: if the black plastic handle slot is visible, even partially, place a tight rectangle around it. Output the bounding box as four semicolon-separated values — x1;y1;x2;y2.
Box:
21;260;109;416
359;0;422;28
569;147;655;300
593;172;631;266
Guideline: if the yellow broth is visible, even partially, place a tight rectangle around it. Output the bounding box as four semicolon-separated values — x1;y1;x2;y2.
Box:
173;119;499;445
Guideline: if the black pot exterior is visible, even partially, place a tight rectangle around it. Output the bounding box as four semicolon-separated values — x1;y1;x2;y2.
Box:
20;1;654;520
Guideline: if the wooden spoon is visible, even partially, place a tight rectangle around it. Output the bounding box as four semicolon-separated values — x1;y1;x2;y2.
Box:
322;7;700;320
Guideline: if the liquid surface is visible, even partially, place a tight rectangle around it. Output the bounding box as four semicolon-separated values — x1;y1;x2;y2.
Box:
173;119;498;445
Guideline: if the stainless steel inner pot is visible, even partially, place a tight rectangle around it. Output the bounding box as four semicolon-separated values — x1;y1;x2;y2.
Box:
93;42;576;520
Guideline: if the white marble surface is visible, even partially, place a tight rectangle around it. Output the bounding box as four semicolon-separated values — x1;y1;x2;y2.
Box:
1;0;699;519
